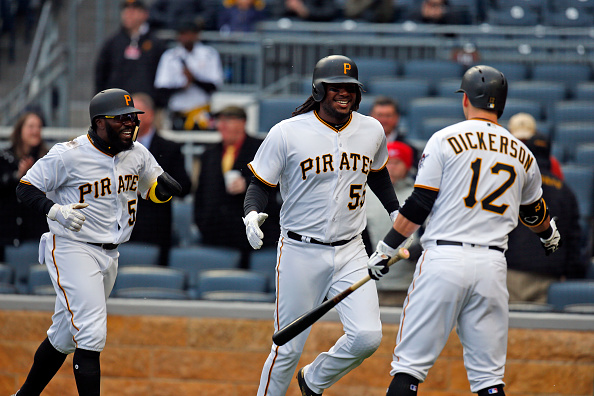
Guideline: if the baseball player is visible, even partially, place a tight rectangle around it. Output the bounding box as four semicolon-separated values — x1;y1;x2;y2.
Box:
243;55;400;395
12;88;182;396
366;65;562;396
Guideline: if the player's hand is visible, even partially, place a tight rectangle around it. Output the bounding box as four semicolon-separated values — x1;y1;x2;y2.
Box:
155;172;183;201
243;211;268;250
389;209;399;223
540;217;562;256
367;240;397;280
47;203;89;232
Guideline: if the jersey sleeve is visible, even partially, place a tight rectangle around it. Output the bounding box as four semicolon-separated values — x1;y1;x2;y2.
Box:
371;132;389;171
138;146;165;199
21;144;68;193
248;124;286;187
413;134;444;191
521;157;543;205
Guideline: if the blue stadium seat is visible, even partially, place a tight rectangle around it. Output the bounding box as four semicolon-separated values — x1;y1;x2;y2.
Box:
560;164;594;218
547;281;594;311
543;8;594;27
28;265;53;295
4;241;40;294
508;302;555;313
357;95;377;116
112;266;186;293
434;79;461;98
200;291;275;303
532;64;591;91
258;96;304;133
418;117;462;141
0;263;13;284
494;0;546;14
485;62;529;83
563;303;594;314
500;99;543;124
172;198;201;247
552;101;594;124
402;60;464;91
487;6;539;26
113;287;189;300
196;269;269;299
353;58;400;87
0;283;18;294
549;0;594;11
575;144;594;167
366;78;431;115
117;242;160;267
168;246;242;298
248;247;278;291
507;81;566;114
574;82;594;100
407;97;463;139
553;122;594;162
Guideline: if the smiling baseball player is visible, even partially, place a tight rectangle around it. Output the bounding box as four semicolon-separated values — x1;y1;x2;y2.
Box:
12;88;182;396
366;65;561;395
243;55;400;395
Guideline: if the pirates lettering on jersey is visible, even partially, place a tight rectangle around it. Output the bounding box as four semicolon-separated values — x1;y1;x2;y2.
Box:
447;131;534;172
79;177;112;202
300;152;372;180
117;174;139;194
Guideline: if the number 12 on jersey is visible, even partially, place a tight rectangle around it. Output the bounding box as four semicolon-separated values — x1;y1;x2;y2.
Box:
463;158;517;215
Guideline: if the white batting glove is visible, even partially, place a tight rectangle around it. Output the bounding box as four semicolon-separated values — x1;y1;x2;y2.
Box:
540;217;562;256
389;209;399;223
243;211;268;250
47;203;89;232
367;240;397;280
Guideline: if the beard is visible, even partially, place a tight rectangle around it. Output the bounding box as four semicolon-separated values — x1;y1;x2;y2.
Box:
320;99;351;123
105;121;133;152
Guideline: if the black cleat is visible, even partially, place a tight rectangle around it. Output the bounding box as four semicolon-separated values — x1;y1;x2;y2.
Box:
297;367;322;396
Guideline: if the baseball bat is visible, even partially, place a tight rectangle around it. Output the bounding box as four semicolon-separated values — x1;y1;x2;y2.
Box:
272;242;412;346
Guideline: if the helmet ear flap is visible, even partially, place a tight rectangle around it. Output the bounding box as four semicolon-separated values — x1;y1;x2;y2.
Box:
312;82;325;102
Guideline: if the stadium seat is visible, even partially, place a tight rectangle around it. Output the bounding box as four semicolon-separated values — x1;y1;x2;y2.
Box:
434;78;461;98
508;302;555;313
168;246;242;298
574;144;594;167
560;164;594;218
553;122;594;162
552;101;594;124
172;198;201;247
507;81;566;114
486;6;539;26
418;117;462;141
494;0;546;14
27;265;53;295
112;266;186;293
113;287;189;300
196;269;269;299
563;303;594;314
484;62;529;83
549;0;594;11
402;60;464;91
499;98;543;124
4;241;40;294
366;78;431;115
117;242;160;267
353;58;400;86
0;263;13;284
248;247;278;291
357;95;377;116
0;283;18;294
407;97;463;139
546;281;594;311
532;64;591;91
574;82;594;100
200;291;275;303
258;95;304;133
543;8;594;27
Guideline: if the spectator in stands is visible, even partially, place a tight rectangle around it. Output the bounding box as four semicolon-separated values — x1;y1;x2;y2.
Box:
270;0;338;22
344;0;395;23
508;112;564;180
127;93;192;266
94;0;167;108
0;111;49;260
506;135;586;303
154;18;224;131
370;96;419;172
405;0;471;25
218;0;268;33
194;105;280;268
149;0;218;31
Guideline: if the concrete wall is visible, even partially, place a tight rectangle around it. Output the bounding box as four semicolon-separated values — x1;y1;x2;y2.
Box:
1;296;593;396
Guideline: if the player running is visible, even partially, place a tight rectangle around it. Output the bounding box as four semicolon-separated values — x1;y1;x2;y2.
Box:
366;65;562;396
12;89;183;396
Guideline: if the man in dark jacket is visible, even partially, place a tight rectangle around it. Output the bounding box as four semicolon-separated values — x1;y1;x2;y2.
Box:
506;134;587;302
94;0;166;107
194;105;280;268
128;93;192;265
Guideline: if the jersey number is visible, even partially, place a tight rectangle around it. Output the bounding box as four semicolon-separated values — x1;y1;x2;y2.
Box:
348;184;366;210
128;199;137;226
463;158;516;214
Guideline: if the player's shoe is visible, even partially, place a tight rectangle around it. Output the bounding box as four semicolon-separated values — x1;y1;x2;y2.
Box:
297;367;322;396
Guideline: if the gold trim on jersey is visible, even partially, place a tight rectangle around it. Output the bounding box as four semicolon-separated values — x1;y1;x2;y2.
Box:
87;134;115;157
470;117;501;126
413;184;439;192
370;157;389;172
19;180;32;186
314;110;352;132
248;163;277;187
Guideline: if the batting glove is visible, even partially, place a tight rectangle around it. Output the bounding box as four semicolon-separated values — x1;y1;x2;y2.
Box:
540;217;562;256
47;203;89;232
367;240;397;280
243;211;268;250
155;172;183;201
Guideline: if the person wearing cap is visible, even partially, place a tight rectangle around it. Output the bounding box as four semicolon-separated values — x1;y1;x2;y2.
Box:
154;18;224;130
505;134;587;303
508;112;564;180
95;0;167;108
194;105;280;268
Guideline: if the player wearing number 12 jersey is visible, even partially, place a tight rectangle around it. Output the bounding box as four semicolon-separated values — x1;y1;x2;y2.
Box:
243;55;400;395
366;65;561;396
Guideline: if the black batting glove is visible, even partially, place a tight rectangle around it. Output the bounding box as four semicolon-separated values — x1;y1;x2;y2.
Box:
155;172;182;201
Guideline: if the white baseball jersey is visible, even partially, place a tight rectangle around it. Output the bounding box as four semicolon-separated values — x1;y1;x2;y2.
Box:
22;133;163;244
248;111;388;242
416;118;542;249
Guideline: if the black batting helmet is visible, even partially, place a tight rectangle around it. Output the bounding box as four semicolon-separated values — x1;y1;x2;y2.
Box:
456;65;507;118
89;88;144;123
312;55;363;104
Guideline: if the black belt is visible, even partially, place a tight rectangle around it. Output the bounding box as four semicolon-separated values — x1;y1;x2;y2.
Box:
87;242;119;250
287;231;355;247
436;240;504;253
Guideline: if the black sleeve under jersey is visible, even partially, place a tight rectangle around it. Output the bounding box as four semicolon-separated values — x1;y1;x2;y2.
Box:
367;167;400;214
243;176;273;216
16;182;55;216
399;186;439;225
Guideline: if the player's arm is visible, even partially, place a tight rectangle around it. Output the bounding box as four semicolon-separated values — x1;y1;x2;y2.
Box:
367;167;400;221
148;171;183;203
367;186;438;280
242;176;273;250
519;197;561;256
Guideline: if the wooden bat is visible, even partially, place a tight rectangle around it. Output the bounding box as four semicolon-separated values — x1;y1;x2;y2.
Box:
272;240;412;346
